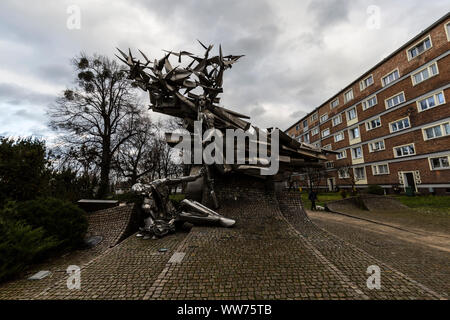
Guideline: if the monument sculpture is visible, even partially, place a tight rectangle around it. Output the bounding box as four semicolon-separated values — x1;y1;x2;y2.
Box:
117;41;332;238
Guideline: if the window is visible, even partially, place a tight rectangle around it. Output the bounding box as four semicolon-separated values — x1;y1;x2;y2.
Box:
394;144;415;158
352;146;363;159
354;167;366;180
412;62;439;85
330;98;339;109
322;144;332;150
311;127;319;136
347;107;357;120
321;128;330;138
382;69;400;87
372;164;389;175
429;156;450;170
325;161;334;169
407;35;432;60
385;92;405;109
338;167;350;179
304;132;310;143
344;89;354;103
311;113;318;122
295;124;299;131
303;119;308;129
362;95;377;110
446;22;450;41
332;114;342;126
334;131;345;142
369;140;385;152
314;142;321;148
336;150;347;160
423;122;450;140
366;117;381;131
297;136;302;142
360;74;374;90
320;114;328;123
349;127;360;140
417;92;445;112
390;117;410;133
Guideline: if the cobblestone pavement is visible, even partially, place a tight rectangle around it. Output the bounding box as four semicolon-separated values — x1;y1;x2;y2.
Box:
0;191;446;300
308;209;450;298
0;204;136;300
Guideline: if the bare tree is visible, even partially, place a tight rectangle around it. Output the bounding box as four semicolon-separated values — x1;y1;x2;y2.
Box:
336;162;358;195
48;53;143;197
113;114;156;186
299;165;330;194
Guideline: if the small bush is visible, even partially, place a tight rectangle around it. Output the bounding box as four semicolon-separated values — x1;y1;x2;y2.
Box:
340;189;348;199
0;217;58;282
367;184;384;195
7;198;88;250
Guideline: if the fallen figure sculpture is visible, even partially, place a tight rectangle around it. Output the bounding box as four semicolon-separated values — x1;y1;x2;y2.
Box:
132;167;235;239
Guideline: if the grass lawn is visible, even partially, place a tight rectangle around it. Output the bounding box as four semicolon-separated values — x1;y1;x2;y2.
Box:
389;195;450;214
301;192;342;210
301;192;449;233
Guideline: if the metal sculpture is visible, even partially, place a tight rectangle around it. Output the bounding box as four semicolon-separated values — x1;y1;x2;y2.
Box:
117;42;333;238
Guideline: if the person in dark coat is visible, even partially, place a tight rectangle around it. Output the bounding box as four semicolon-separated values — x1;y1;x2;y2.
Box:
308;190;317;210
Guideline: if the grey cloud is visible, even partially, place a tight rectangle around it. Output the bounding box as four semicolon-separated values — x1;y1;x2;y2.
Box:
0;83;56;106
307;0;351;29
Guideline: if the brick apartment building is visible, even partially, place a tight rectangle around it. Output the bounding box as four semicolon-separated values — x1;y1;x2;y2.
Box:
285;13;450;195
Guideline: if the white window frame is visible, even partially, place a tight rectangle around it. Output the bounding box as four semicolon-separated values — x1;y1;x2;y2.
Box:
422;122;450;141
393;143;416;158
332;114;342;126
334;131;345;142
323;144;332;150
353;167;366;180
338;167;350;179
349;126;360;140
325;161;334;169
446;21;450;42
330;98;339;109
304;132;310;143
411;62;439;86
406;35;432;61
381;68;400;87
360;74;374;91
389;117;410;133
368;139;385;153
352;146;363;159
372;163;390;175
362;94;377;111
314;142;321;148
385;91;405;109
320;113;328;123
336;150;347;160
366;117;382;131
344;89;354;103
303;119;308;129
310;113;318;122
347;107;357;120
321;128;330;138
417;91;445;112
428;155;450;171
311;126;319;136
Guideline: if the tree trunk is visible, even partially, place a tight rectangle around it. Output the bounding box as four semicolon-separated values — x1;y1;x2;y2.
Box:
97;136;111;198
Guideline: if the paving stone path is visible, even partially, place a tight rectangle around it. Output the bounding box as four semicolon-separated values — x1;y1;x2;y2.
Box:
0;190;445;300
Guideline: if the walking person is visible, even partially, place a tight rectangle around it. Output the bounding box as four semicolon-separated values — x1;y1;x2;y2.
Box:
308;190;317;211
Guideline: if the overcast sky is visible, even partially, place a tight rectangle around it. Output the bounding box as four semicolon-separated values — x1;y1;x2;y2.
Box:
0;0;448;142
